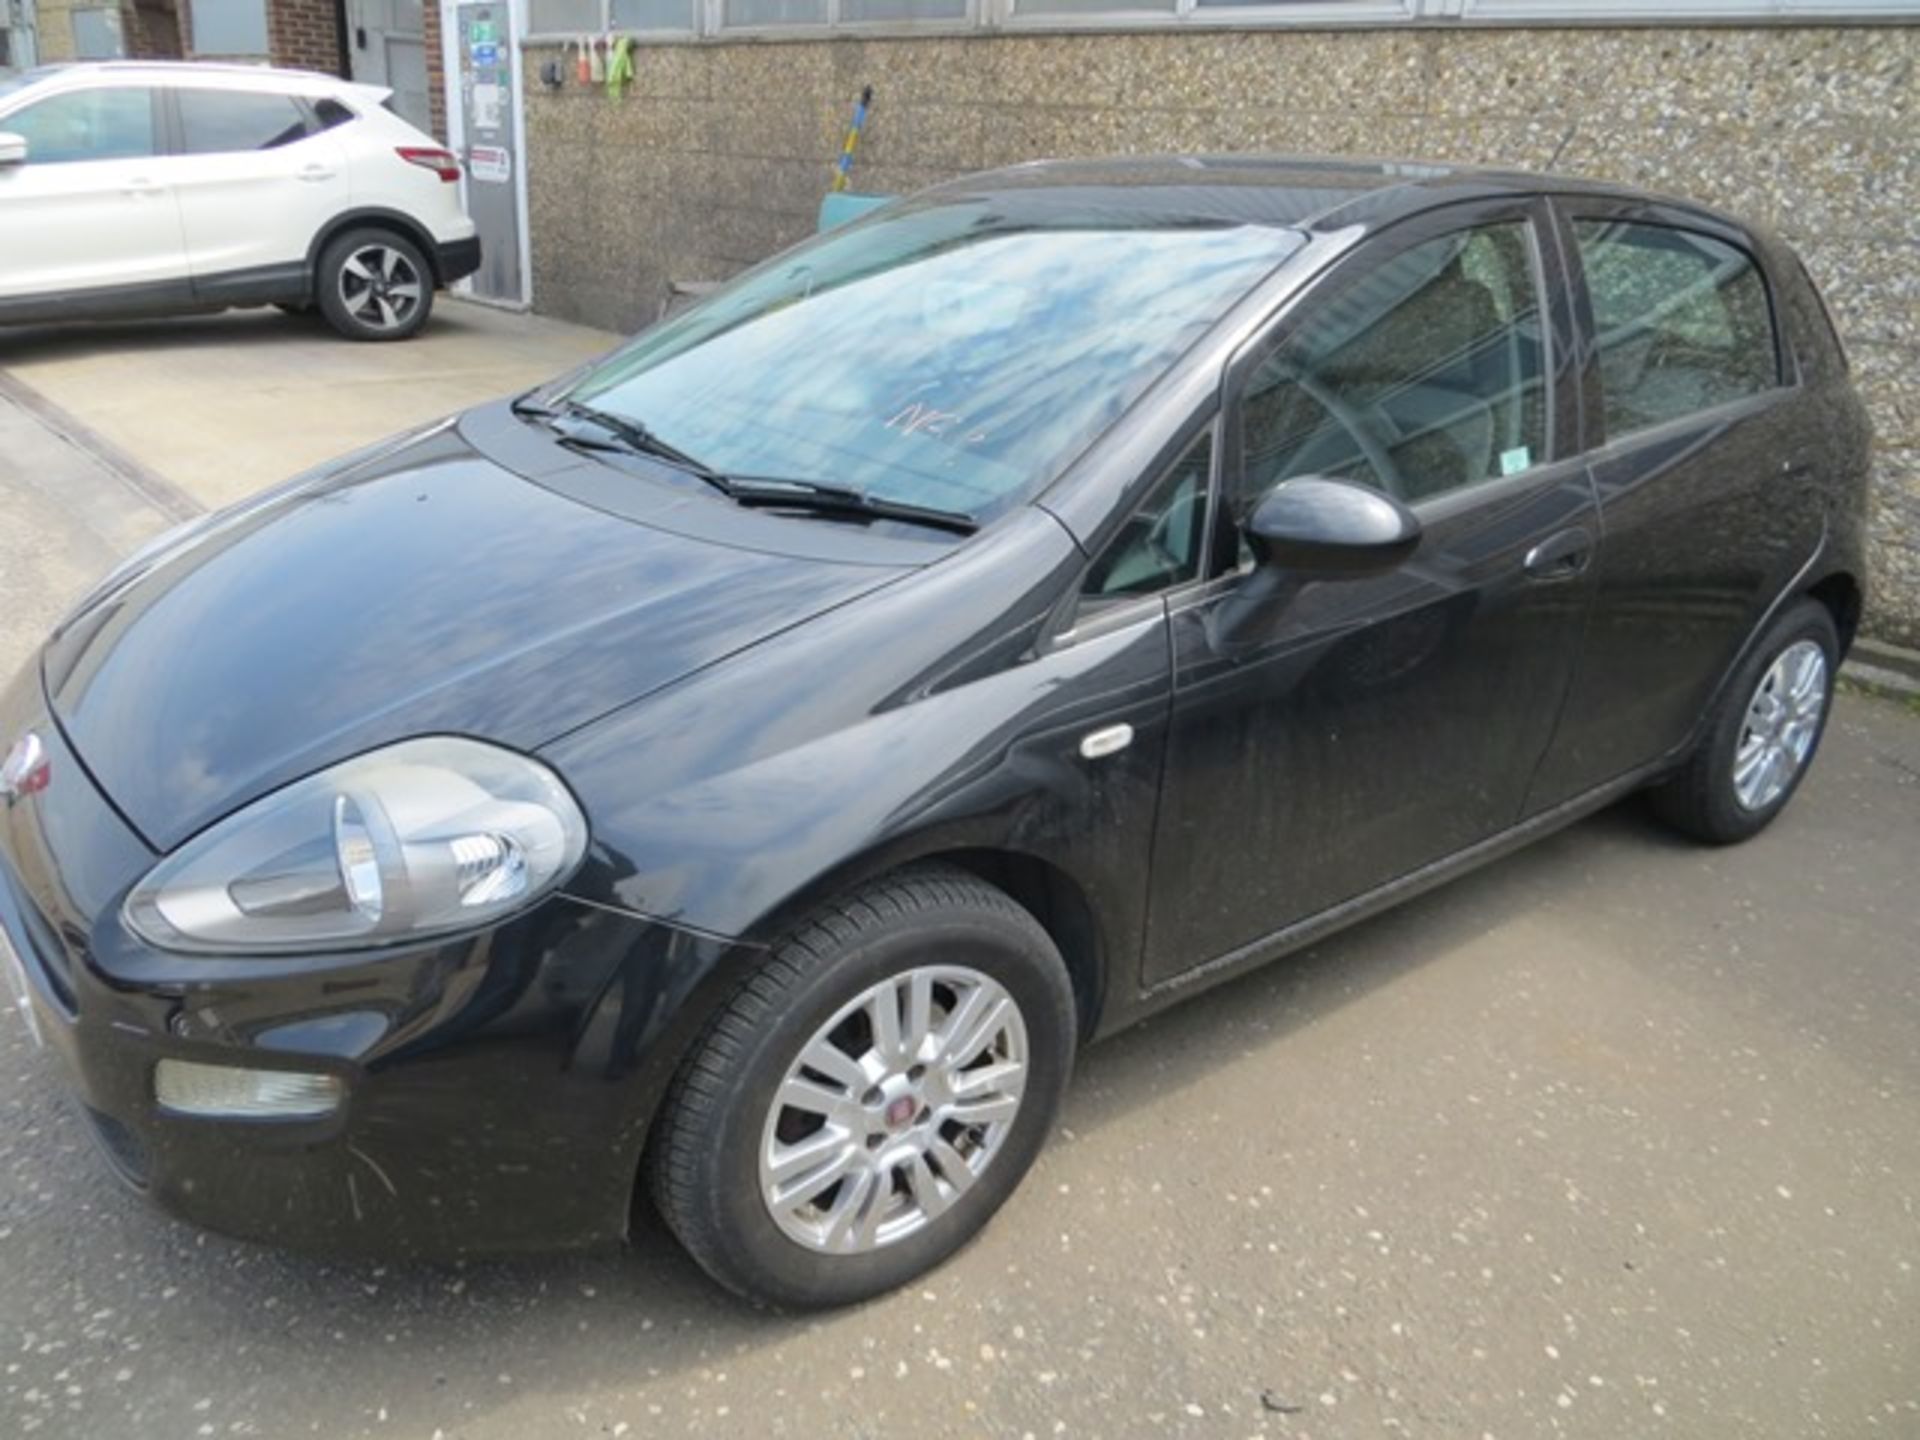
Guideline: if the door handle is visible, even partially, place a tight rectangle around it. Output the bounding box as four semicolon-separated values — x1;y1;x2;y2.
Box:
1523;526;1594;582
122;177;164;197
297;165;337;182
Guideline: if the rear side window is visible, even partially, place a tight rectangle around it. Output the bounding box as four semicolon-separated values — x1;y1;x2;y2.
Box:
177;88;311;154
6;86;156;163
312;98;357;132
1572;220;1779;441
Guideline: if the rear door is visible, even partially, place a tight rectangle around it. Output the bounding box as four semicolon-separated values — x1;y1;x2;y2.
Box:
1522;202;1820;810
0;82;185;303
1142;197;1599;986
166;85;352;297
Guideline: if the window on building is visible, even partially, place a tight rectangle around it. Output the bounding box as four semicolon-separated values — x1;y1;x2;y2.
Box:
610;0;700;26
70;7;126;58
1236;221;1550;513
1572;219;1779;441
192;0;271;55
7;86;155;163
528;0;607;30
178;89;313;154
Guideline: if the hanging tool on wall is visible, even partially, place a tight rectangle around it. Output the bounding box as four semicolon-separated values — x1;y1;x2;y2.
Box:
574;36;592;86
589;33;607;84
830;85;875;194
606;36;635;100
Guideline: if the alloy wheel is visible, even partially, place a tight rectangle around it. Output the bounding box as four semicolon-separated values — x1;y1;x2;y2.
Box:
758;965;1029;1255
337;244;424;332
1732;638;1827;812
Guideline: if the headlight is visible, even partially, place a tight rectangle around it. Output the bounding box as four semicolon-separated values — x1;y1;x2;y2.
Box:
123;737;589;954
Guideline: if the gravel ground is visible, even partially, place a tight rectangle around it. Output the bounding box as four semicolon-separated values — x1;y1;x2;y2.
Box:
2;388;1917;1440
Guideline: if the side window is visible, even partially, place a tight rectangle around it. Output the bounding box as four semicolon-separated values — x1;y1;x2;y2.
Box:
1080;429;1213;613
7;87;156;163
1234;221;1550;519
1572;220;1779;441
311;98;357;133
177;89;312;155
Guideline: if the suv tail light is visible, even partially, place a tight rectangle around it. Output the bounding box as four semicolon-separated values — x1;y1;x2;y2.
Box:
396;146;461;183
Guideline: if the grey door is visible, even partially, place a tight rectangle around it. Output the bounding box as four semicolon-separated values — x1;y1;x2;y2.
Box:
347;0;431;137
454;1;522;304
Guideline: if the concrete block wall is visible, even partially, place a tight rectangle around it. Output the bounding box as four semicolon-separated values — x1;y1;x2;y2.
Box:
520;25;1919;644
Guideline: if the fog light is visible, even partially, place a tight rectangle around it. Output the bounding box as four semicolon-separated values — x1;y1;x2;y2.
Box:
154;1059;344;1119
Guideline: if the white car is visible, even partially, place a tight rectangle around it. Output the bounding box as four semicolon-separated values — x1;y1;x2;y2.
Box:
0;61;479;341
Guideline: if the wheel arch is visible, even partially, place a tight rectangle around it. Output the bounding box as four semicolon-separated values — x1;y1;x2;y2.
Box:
306;208;449;292
1805;569;1863;657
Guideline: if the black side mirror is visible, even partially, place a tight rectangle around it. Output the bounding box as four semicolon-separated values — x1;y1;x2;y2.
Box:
1212;476;1421;651
1246;475;1421;577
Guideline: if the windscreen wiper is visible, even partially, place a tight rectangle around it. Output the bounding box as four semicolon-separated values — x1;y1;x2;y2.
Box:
724;477;979;536
515;394;732;492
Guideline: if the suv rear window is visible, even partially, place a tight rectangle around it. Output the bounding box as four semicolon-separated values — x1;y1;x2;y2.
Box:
177;88;311;154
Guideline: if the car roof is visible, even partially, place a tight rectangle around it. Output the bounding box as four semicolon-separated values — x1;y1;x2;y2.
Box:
7;60;389;103
918;155;1747;239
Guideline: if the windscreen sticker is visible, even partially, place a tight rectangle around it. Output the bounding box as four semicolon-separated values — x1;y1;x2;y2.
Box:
1500;446;1533;476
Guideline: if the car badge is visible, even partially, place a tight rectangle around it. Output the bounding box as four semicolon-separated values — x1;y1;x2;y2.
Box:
0;732;49;803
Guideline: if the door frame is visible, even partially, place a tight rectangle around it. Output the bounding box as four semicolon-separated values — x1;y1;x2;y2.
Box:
439;0;532;309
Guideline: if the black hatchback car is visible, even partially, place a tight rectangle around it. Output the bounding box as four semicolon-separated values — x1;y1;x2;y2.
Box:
0;158;1868;1308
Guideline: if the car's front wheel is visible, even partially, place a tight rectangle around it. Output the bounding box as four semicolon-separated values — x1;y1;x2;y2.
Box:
648;866;1076;1309
316;228;434;341
1649;597;1839;844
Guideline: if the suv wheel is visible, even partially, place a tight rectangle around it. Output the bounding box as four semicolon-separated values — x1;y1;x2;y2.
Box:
1648;597;1839;844
316;228;434;342
648;866;1076;1309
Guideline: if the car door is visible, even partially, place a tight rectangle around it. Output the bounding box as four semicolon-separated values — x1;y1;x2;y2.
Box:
165;85;352;298
1521;202;1821;810
0;83;186;305
1141;198;1598;988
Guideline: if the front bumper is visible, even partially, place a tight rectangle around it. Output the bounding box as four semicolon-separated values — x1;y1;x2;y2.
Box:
0;666;732;1259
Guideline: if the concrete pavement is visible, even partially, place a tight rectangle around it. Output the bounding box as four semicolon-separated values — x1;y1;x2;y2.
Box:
0;300;616;511
1;338;1918;1439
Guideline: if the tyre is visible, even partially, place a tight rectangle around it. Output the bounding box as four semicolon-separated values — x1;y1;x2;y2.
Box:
649;865;1077;1309
1647;597;1839;845
315;228;434;341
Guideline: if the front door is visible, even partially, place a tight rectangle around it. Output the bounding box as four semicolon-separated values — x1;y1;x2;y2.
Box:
0;83;185;303
1143;200;1598;987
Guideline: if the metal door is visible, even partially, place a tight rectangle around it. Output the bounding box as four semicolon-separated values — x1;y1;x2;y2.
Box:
451;0;524;305
347;0;431;137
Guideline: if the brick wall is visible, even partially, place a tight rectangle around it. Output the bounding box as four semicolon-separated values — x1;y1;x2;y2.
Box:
267;0;341;73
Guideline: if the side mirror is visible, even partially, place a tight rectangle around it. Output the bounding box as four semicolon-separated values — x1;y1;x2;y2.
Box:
1246;475;1421;577
1212;476;1421;652
0;133;26;166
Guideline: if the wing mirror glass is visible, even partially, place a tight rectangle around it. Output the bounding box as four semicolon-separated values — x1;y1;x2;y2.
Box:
1212;476;1422;650
0;133;27;167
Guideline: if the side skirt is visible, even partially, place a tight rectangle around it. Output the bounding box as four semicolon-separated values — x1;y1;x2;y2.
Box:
1115;755;1673;1026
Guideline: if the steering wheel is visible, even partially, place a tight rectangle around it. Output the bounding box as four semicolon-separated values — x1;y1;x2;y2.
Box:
1283;368;1410;500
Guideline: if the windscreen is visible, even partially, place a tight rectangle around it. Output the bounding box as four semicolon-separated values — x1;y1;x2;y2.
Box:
565;197;1303;522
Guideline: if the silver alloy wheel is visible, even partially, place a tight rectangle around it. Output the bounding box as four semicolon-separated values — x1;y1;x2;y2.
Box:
337;244;424;332
1733;638;1828;812
759;965;1029;1255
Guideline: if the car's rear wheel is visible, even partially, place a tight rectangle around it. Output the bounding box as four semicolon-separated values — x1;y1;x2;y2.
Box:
316;228;434;342
648;866;1076;1309
1648;597;1838;844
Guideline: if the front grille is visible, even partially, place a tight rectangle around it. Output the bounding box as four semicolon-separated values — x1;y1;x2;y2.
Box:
80;1104;150;1188
0;856;75;1016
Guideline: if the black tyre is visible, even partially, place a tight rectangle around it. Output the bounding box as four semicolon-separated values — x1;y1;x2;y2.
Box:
315;228;434;341
1647;598;1839;844
649;866;1076;1310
